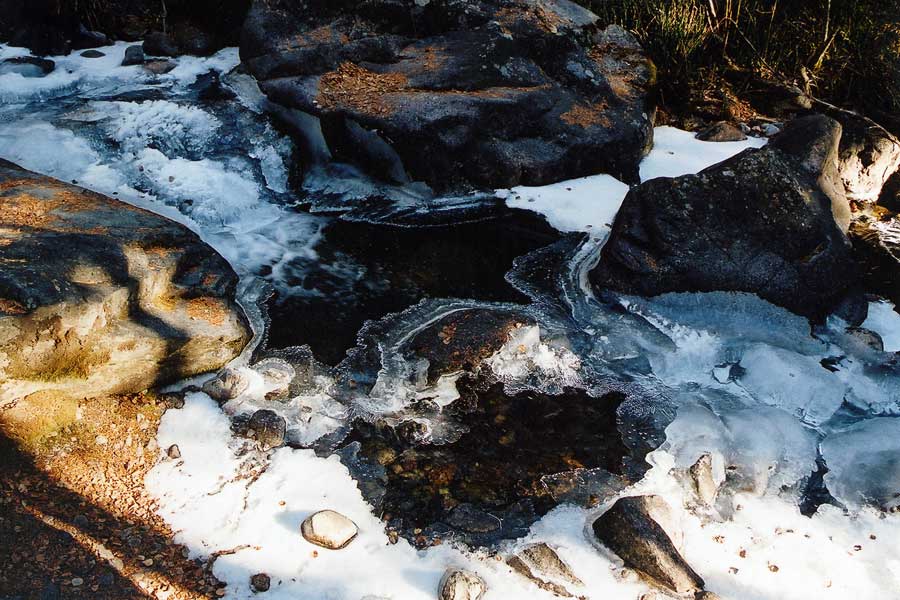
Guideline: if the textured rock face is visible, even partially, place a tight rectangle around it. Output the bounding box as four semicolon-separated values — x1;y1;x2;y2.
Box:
836;115;900;201
592;114;857;320
240;0;656;192
592;495;704;595
0;160;250;407
438;569;487;600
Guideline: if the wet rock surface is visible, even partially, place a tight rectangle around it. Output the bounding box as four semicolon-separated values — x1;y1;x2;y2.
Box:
592;495;704;595
0;160;250;407
344;376;631;546
240;0;656;192
593;115;857;320
507;542;583;597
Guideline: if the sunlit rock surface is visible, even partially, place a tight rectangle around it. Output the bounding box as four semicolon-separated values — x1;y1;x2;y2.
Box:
0;160;250;406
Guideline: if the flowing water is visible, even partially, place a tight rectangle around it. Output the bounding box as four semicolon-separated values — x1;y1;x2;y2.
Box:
3;42;900;599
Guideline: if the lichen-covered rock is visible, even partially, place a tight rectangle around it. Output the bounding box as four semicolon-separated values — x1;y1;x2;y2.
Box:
300;509;358;549
438;569;486;600
592;495;704;595
592;114;857;320
0;160;250;407
240;0;656;192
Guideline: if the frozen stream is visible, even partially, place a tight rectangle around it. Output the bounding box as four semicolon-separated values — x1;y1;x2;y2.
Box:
2;43;900;599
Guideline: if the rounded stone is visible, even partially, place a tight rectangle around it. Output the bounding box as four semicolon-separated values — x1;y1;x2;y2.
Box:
438;569;486;600
300;510;358;550
250;572;270;592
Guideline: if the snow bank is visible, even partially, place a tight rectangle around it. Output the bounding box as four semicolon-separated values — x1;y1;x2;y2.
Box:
862;300;900;352
640;126;767;182
496;175;629;234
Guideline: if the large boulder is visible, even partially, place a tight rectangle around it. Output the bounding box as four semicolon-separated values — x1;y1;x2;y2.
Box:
0;160;250;407
240;0;656;192
592;114;858;320
836;114;900;201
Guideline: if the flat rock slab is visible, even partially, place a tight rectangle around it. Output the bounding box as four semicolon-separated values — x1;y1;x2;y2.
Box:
0;160;250;406
240;0;656;192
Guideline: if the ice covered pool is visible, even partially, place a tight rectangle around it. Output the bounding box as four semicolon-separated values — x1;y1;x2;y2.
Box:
2;42;900;600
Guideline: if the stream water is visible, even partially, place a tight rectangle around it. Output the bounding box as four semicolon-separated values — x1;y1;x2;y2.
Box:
3;42;900;599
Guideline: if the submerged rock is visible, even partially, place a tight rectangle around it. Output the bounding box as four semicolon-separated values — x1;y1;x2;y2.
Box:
438;569;486;600
300;509;358;549
240;0;656;192
593;114;857;320
592;495;704;595
0;160;250;407
345;376;630;545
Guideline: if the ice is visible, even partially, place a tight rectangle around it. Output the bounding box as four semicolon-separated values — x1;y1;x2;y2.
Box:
496;174;630;234
862;300;900;352
640;126;767;182
487;324;582;388
101;100;222;156
822;418;900;510
735;344;846;426
662;404;818;495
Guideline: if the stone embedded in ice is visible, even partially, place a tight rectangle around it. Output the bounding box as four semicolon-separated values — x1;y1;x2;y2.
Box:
689;453;720;507
822;418;900;510
202;367;250;401
300;509;358;550
736;344;845;426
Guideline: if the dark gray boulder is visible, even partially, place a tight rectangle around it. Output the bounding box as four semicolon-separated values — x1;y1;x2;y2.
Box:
122;44;145;66
592;495;704;595
240;0;657;192
592;114;858;320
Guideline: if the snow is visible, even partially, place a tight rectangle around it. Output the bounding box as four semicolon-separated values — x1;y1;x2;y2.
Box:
496;175;630;234
862;300;900;352
640;126;767;182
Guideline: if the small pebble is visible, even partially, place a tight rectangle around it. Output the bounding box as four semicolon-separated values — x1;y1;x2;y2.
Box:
167;444;181;459
71;578;84;587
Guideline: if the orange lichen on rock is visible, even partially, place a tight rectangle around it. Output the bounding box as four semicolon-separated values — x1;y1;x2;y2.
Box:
317;62;409;116
561;102;612;128
186;296;228;326
0;181;115;232
0;298;27;315
280;23;351;51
